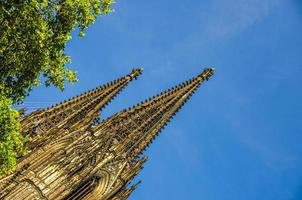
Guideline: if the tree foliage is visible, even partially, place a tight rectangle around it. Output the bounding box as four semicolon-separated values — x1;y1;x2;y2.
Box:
0;0;114;176
0;86;27;176
0;0;114;103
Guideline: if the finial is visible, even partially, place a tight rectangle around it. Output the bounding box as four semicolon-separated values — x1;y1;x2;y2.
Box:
129;68;143;80
197;67;215;81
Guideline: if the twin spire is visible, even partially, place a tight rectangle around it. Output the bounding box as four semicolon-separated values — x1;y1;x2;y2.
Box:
9;67;214;200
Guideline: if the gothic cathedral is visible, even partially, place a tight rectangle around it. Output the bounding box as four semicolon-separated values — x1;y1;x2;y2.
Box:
0;68;214;200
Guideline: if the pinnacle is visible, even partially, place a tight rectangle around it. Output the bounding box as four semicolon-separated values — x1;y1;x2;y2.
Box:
197;67;215;81
128;68;143;80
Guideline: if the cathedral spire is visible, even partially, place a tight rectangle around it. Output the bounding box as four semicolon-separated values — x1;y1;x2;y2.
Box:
25;68;143;149
128;68;214;158
97;68;214;160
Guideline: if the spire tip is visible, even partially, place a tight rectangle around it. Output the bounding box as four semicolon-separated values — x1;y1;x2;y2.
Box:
129;68;143;79
197;67;215;81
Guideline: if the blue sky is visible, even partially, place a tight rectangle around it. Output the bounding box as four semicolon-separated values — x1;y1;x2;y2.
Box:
22;0;302;199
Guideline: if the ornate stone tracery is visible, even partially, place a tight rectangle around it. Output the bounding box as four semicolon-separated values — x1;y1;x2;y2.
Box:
0;68;214;200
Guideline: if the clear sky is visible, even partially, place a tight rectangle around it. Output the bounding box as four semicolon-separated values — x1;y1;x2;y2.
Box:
22;0;302;199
